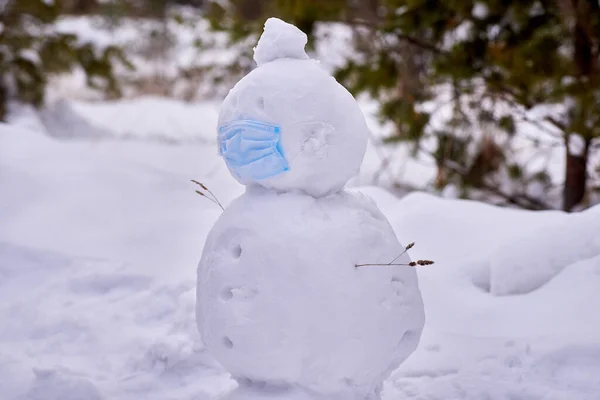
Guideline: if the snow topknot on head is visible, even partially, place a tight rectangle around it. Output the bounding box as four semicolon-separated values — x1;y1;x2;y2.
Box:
253;18;309;66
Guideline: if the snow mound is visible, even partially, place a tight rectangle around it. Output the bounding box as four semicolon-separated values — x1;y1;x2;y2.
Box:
197;188;424;398
40;99;111;139
253;18;309;66
488;204;600;295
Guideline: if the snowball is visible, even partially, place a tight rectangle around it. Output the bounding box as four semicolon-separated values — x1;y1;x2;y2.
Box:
253;18;309;66
218;56;369;197
196;189;425;398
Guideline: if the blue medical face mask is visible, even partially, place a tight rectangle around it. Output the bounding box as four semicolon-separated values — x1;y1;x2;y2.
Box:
218;119;290;181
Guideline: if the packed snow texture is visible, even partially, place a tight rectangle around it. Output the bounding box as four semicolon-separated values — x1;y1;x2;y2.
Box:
196;187;424;399
253;18;310;66
218;42;368;197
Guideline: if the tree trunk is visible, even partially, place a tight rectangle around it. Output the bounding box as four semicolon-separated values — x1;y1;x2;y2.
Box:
0;82;7;122
562;0;597;211
563;138;591;211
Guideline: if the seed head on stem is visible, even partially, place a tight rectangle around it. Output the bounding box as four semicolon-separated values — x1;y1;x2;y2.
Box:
191;180;225;211
355;242;434;268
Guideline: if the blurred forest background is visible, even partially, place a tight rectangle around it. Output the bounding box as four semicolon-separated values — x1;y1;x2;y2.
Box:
3;0;600;211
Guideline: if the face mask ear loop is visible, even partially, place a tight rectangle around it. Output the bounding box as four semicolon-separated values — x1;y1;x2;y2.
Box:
275;121;306;166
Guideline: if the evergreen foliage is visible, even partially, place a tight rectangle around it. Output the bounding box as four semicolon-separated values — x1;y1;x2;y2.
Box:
0;0;132;120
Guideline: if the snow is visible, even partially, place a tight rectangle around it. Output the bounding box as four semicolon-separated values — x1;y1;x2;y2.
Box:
197;188;424;399
2;115;600;400
472;3;489;19
2;15;600;399
218;57;368;197
253;18;309;66
52;12;250;101
488;204;600;295
49;97;219;143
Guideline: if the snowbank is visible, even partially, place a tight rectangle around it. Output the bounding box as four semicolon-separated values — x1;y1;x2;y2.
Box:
488;204;600;295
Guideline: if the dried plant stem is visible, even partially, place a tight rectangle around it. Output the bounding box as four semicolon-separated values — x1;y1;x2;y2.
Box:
355;241;434;268
194;190;221;209
191;180;225;211
355;260;434;268
387;242;415;265
356;263;411;267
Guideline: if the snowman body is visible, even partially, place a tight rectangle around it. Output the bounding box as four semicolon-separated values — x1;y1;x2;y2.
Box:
196;18;425;400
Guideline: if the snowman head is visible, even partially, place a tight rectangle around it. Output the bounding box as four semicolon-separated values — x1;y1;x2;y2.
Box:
217;18;369;197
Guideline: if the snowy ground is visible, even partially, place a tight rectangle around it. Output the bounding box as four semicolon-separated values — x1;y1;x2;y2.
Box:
2;103;599;399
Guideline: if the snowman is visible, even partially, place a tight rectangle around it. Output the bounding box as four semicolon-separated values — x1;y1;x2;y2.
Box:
196;18;425;400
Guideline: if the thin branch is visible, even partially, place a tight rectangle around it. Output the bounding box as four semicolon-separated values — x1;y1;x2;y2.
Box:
356;243;434;268
489;89;564;140
344;19;445;55
395;32;445;54
545;116;567;131
191;180;225;211
194;190;222;210
434;155;553;210
388;242;415;265
356;260;434;268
